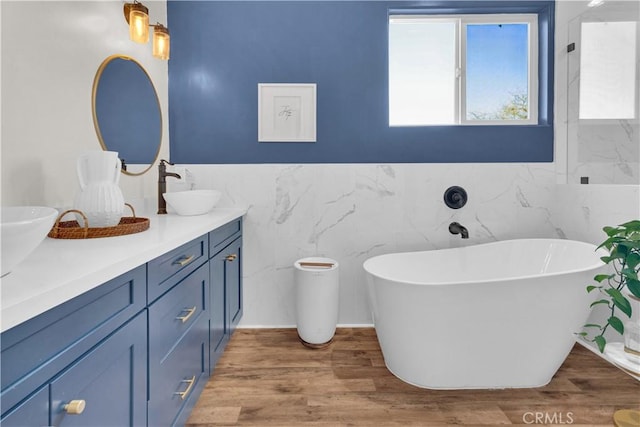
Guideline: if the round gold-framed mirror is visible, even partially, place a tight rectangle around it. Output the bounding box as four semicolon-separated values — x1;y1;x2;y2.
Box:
92;55;162;176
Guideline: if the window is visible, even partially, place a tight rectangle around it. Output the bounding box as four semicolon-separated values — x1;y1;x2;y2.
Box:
389;14;538;126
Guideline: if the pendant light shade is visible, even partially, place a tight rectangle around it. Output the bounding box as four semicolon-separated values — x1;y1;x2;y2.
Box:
125;2;149;44
152;24;170;60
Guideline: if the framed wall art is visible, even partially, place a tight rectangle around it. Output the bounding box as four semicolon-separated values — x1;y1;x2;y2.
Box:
258;83;317;142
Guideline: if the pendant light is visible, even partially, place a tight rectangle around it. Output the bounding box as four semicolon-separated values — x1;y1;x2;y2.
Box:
124;1;149;44
152;24;170;60
123;1;170;60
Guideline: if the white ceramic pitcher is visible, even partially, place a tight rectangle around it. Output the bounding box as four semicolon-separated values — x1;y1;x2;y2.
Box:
73;151;125;227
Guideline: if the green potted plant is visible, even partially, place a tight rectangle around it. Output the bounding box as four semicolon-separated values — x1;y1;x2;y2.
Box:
579;220;640;354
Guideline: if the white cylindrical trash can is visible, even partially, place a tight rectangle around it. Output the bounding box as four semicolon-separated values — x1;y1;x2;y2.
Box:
294;257;339;348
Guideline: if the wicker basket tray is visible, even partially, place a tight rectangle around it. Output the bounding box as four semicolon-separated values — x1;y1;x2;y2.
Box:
48;203;149;239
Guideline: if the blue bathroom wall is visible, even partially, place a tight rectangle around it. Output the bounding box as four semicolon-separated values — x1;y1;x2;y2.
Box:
168;1;554;164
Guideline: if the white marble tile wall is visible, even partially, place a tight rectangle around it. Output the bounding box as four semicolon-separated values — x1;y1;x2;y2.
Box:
173;163;559;327
553;184;640;245
552;184;640;345
568;122;639;185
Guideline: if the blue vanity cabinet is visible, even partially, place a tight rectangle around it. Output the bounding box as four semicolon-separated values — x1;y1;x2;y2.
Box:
209;218;243;369
0;215;244;427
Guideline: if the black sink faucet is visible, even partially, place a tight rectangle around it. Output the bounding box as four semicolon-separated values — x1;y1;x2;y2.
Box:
449;222;469;239
158;159;181;214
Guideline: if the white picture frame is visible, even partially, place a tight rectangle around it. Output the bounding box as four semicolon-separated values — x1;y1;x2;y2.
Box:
258;83;317;142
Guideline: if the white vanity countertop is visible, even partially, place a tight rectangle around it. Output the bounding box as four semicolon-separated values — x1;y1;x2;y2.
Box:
0;207;246;333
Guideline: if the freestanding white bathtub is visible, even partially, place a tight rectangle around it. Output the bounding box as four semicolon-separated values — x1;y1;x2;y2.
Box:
363;239;607;389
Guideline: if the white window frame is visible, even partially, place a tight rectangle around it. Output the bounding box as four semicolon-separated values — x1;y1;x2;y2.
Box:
389;13;539;126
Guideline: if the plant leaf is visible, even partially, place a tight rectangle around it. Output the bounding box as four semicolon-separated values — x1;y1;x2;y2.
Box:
613;245;628;258
598;236;626;252
622;241;640;250
590;299;610;308
586;285;601;293
606;288;632;317
593;274;612;283
626;278;640;299
620;220;640;229
604;226;624;237
608;316;625;335
626;253;640;269
594;335;606;353
621;268;639;280
597;236;623;251
583;323;601;328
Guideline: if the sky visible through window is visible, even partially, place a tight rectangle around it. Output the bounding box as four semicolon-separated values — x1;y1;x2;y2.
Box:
466;23;529;120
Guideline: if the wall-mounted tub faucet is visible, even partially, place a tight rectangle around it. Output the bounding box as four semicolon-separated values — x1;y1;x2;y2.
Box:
449;222;469;239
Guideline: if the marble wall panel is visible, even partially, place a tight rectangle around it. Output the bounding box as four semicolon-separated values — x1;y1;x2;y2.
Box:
174;163;558;327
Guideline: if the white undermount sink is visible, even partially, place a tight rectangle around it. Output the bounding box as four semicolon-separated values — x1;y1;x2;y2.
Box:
1;206;59;277
163;190;222;216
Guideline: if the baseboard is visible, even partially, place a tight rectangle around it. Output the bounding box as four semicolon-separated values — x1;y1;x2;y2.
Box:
337;323;375;328
237;323;375;329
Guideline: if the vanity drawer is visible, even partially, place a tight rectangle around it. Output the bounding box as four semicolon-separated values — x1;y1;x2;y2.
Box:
149;262;209;367
209;218;241;257
148;235;208;303
148;313;208;427
1;265;146;416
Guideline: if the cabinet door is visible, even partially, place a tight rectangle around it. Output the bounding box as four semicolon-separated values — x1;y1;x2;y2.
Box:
0;387;48;427
210;236;242;370
49;313;147;427
210;249;227;362
225;238;243;332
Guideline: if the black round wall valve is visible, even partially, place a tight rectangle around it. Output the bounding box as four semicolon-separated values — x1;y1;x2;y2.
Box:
444;186;468;209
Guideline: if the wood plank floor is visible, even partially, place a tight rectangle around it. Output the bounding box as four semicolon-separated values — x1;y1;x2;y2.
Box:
186;328;640;426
